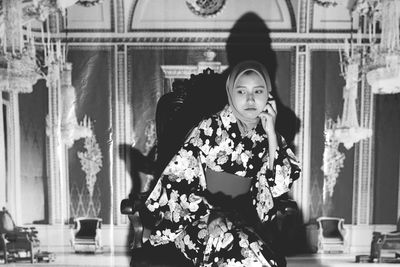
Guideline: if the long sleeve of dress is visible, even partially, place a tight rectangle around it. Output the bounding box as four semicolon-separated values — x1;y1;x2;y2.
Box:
252;134;301;222
145;125;210;246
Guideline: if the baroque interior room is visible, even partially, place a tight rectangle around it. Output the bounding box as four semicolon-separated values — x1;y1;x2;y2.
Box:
0;0;400;266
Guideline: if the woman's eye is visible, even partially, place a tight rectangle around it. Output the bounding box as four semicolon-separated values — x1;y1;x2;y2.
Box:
255;89;265;94
236;89;245;94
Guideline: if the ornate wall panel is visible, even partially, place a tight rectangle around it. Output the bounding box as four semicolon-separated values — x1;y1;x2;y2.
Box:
0;95;7;208
309;2;355;32
67;46;114;223
113;44;131;225
373;94;400;224
19;81;48;224
7;93;22;224
309;50;355;223
129;0;295;31
292;45;309;220
63;0;114;32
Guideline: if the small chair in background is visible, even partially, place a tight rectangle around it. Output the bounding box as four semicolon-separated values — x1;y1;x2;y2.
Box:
0;207;40;263
369;216;400;262
70;217;102;253
317;216;347;253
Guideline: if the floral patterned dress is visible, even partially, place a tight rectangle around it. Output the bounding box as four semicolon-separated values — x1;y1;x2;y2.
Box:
145;105;300;267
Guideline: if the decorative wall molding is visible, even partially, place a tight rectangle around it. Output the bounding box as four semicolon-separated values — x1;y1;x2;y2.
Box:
113;44;130;225
0;95;7;208
129;0;295;32
38;34;373;46
293;44;311;222
353;48;375;225
398;156;400;220
46;73;69;225
61;0;115;32
309;1;356;32
298;0;309;33
115;0;125;33
8;93;22;224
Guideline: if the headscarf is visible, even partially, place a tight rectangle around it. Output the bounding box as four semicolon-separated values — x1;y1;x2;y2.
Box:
226;60;272;135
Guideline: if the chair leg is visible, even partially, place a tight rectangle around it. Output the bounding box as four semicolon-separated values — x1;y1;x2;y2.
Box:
0;235;7;264
129;213;143;249
30;242;35;263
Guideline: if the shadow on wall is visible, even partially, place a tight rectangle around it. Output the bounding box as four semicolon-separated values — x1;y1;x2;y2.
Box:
226;12;307;255
226;12;300;150
118;144;156;200
118;143;157;250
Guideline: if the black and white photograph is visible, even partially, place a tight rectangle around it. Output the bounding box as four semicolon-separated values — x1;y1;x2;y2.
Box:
0;0;400;266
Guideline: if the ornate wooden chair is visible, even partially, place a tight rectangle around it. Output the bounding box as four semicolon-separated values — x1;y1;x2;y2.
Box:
0;207;40;263
370;217;400;262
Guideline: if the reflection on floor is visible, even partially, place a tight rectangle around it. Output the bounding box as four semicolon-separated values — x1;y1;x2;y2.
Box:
3;251;399;267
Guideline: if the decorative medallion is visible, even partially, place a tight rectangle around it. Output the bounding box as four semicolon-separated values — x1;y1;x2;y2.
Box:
76;0;103;7
185;0;226;18
313;0;338;8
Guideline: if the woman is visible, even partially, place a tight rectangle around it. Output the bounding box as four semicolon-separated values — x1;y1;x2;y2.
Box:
145;60;301;266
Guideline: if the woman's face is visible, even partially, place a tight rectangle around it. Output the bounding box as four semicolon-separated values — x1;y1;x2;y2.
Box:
231;71;269;120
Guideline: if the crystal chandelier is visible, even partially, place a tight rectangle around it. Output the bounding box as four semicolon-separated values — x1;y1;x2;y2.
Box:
60;63;93;147
322;119;345;202
332;43;372;149
0;0;41;93
351;0;400;94
42;36;93;146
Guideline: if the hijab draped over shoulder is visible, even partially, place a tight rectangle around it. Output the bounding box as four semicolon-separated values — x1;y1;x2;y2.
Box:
225;60;272;135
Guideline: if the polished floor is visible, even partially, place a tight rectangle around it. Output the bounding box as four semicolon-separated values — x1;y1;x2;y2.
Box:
3;251;400;267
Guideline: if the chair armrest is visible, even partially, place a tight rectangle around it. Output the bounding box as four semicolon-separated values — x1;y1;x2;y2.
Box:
274;195;298;215
4;231;30;242
120;198;136;215
120;192;150;215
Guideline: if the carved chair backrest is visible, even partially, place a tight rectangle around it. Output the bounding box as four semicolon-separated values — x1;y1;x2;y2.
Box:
74;218;102;238
154;69;225;178
0;208;16;233
317;217;345;240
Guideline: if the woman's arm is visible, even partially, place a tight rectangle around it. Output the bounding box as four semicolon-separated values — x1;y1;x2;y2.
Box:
144;121;212;246
267;132;278;170
253;134;301;222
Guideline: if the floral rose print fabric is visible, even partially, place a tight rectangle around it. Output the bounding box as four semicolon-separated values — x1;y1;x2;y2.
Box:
145;105;300;266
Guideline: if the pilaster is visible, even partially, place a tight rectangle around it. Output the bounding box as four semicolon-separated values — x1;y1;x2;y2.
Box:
46;80;68;224
0;95;6;208
113;44;130;225
293;44;311;223
8;92;22;224
353;48;374;225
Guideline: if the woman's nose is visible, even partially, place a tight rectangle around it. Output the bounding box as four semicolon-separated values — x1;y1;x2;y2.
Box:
246;93;255;102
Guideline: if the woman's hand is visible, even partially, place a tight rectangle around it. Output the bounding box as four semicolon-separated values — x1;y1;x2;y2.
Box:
259;96;277;136
259;96;278;169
